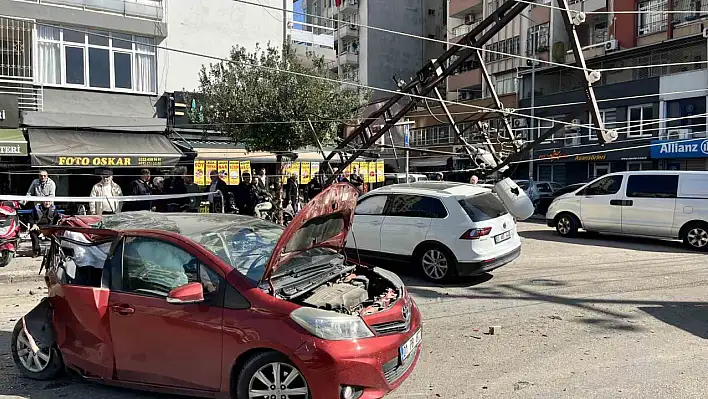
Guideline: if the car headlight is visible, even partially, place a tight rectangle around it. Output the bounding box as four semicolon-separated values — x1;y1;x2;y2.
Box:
290;307;374;341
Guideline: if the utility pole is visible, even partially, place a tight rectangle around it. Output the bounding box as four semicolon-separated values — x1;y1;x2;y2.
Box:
404;121;410;181
529;49;536;180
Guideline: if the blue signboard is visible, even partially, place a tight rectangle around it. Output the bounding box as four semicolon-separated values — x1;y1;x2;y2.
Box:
403;124;410;147
650;138;708;159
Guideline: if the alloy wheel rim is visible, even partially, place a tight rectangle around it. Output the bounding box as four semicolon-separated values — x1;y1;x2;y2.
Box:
687;228;708;248
422;249;448;280
248;362;308;399
16;328;51;373
558;218;570;235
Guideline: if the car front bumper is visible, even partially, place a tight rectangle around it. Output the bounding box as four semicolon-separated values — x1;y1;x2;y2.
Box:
456;246;521;277
293;301;423;399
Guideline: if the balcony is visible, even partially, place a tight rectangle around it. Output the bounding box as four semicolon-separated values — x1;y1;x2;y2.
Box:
333;0;359;16
290;22;336;63
449;0;482;19
672;0;708;38
450;21;481;41
447;69;482;91
568;0;608;12
338;51;359;66
565;41;610;64
31;0;164;21
0;79;43;111
337;24;359;40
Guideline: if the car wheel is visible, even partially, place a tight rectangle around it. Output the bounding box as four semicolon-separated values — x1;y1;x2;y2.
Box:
682;222;708;251
11;319;64;380
236;351;310;399
417;245;456;283
0;250;12;267
555;214;579;237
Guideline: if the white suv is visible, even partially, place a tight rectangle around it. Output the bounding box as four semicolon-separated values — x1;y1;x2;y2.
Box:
345;181;522;282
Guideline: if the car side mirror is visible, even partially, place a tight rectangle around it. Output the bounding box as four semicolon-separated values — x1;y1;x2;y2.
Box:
167;282;204;305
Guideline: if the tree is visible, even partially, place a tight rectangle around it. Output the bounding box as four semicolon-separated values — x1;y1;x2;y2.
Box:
196;43;370;153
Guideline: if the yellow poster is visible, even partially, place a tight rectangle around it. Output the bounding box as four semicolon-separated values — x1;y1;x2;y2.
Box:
310;162;320;178
359;162;369;183
300;162;311;185
228;160;240;185
376;160;385;183
193;160;205;186
292;162;301;183
281;162;289;184
217;161;228;182
240;161;251;178
205;160;217;181
368;161;377;184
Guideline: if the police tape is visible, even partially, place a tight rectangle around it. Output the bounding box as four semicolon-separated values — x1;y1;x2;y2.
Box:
0;192;221;203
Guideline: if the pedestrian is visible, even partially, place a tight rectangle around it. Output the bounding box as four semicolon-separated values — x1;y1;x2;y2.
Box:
434;172;444;181
90;169;123;215
163;166;189;212
29;200;59;257
207;170;229;213
127;169;152;211
24;170;56;205
307;171;324;200
284;172;301;214
349;167;364;194
255;167;268;191
469;175;479;184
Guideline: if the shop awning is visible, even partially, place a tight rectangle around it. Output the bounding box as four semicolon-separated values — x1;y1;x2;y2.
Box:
410;156;451;168
0;128;28;156
28;129;183;168
194;147;278;163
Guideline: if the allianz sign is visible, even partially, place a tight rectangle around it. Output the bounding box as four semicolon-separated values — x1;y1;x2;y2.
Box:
651;138;708;158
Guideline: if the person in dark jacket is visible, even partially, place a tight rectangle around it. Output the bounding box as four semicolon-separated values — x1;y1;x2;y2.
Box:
127;169;153;211
234;172;267;216
307;172;324;201
348;168;364;194
163;166;189;212
207;170;230;213
29;200;59;257
284;173;301;213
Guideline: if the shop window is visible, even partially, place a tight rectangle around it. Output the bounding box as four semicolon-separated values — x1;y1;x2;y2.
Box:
37;25;157;94
665;97;707;138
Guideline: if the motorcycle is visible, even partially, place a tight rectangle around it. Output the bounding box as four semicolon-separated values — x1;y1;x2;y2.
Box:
0;201;21;267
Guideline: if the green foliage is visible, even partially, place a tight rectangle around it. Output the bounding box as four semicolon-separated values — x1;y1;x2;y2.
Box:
197;43;370;152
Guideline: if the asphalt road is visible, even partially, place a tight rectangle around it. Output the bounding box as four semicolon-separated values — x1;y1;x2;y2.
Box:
1;222;707;399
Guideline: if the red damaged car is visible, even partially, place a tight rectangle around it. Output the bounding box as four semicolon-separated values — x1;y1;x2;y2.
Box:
10;183;422;399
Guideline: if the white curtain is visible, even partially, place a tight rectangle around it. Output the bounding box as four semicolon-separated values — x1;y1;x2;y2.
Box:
37;26;60;84
134;36;156;93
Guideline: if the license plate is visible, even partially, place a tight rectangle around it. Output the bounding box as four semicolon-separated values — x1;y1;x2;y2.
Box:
494;231;511;244
399;329;422;362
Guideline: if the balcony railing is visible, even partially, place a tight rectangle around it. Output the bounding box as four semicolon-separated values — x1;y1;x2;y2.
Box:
673;0;708;24
289;22;335;49
31;0;164;21
451;21;481;39
0;79;43;111
333;0;359;14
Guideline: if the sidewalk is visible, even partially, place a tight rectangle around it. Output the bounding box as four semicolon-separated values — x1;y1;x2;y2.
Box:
0;253;44;284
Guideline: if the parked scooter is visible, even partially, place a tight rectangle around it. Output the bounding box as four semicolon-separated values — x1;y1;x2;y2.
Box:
0;201;21;267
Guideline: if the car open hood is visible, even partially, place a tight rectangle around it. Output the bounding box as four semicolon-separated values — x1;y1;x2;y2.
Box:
260;182;359;284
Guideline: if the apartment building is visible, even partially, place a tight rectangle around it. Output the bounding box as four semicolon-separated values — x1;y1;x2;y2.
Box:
301;0;445;99
0;0;288;193
517;0;708;184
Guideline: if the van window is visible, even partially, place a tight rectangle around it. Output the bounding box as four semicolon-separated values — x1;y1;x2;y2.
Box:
458;193;508;222
384;195;448;218
583;175;623;196
626;175;678;198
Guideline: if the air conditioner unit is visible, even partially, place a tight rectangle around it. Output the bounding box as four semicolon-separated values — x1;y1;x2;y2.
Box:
564;132;581;146
665;128;691;140
513;118;528;128
564;119;582;131
605;39;619;52
465;14;476;25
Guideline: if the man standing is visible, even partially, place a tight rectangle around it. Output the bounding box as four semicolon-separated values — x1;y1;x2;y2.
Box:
469;175;479;184
127;169;152;211
307;171;324;201
29;200;59;257
207;170;229;213
255;167;268;191
284;172;300;213
25;170;56;205
90;169;123;215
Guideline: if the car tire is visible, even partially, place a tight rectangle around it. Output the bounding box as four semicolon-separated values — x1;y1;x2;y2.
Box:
416;244;457;283
682;222;708;252
0;250;12;267
10;319;64;381
555;214;579;237
235;351;310;399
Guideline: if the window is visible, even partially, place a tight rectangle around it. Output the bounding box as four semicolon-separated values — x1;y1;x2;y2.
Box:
484;36;520;63
588;109;617;141
355;195;387;215
457;193;508;222
37;25;157;93
665;97;707;138
590;20;609;45
626;175;678;198
122;237;206;297
428;8;436;15
385;195;448;218
583;175;623;196
627;161;654;171
526;23;550;55
539;116;561;142
493;72;517;95
637;0;668;35
627;104;656;137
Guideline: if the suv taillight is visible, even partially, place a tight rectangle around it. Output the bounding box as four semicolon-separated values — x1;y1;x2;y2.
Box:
460;227;492;240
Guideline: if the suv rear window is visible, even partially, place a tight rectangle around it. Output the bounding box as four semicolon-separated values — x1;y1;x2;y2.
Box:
457;193;508;222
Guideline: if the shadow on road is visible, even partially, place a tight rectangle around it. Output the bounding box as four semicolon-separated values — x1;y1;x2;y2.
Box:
407;282;708;339
519;229;691;253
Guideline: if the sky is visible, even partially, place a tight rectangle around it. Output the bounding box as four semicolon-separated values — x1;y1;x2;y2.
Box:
294;0;305;23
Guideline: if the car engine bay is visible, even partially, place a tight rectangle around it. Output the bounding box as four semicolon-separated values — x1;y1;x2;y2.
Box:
297;269;400;316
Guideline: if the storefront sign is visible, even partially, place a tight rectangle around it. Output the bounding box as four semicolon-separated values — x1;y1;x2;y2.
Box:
538;150;565;160
0;94;19;129
194;160;205;185
650;139;708;158
49;156;167;167
574;154;607;161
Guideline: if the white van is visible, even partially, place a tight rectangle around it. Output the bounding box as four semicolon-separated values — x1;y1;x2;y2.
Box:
546;171;708;250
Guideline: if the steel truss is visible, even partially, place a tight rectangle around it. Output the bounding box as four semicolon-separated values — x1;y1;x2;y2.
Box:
322;0;617;185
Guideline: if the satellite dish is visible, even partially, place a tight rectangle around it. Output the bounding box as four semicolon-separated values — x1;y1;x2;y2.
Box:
494;178;535;220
